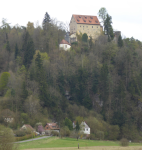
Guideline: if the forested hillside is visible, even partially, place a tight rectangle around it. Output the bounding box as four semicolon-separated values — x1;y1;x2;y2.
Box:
0;13;142;141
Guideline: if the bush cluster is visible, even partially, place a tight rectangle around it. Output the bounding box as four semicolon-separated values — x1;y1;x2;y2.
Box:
51;131;59;136
15;133;36;141
120;138;129;146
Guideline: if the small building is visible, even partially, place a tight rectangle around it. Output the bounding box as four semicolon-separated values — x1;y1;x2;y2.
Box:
21;124;35;132
80;121;90;135
73;121;90;135
45;123;60;133
59;39;71;51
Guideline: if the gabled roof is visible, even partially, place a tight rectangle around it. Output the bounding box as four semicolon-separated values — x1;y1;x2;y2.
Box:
72;14;100;25
73;121;90;129
45;123;60;130
80;121;90;129
60;39;71;45
22;124;35;131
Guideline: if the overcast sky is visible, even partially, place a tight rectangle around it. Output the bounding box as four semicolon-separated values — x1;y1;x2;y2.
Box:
0;0;142;41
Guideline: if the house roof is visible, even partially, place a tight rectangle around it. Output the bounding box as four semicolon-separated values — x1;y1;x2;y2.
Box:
45;123;60;130
81;121;90;129
22;124;35;131
73;121;90;129
72;14;100;25
60;39;71;45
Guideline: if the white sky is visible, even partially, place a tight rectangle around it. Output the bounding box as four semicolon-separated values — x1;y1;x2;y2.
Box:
0;0;142;41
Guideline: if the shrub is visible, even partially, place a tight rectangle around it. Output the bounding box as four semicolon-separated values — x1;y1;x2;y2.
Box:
15;129;26;137
90;133;96;140
51;131;59;136
120;138;129;146
0;125;18;150
96;130;104;140
108;125;120;140
60;126;71;137
15;133;36;141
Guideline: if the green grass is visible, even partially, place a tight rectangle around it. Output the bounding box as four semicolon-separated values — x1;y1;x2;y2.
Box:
18;137;142;149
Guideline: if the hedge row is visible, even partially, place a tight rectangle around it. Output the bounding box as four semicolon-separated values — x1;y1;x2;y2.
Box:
15;133;36;141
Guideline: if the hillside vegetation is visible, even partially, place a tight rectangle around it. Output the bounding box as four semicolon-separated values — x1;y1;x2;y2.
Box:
0;12;142;141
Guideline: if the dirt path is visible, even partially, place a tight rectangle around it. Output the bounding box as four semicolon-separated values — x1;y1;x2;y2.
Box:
24;146;142;150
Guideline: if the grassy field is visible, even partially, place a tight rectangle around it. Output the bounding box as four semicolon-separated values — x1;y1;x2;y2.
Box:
18;137;142;150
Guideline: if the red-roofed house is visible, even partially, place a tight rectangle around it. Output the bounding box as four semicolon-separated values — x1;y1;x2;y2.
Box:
59;39;71;51
69;14;103;42
45;123;60;133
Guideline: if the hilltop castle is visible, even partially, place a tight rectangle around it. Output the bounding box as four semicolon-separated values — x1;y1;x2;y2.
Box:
61;14;121;49
69;14;103;43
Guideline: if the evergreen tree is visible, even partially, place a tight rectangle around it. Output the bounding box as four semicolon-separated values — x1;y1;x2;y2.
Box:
35;52;50;107
21;81;28;100
64;117;73;130
6;41;11;52
104;14;114;42
76;121;80;131
118;35;123;47
75;121;80;141
82;33;88;42
23;31;35;68
42;12;51;29
15;43;19;59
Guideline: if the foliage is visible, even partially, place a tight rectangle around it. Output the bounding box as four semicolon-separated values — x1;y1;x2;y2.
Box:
118;35;123;47
38;125;44;134
104;14;114;42
15;133;35;141
60;126;70;137
0;72;10;94
64;117;73;130
0;125;18;150
82;33;88;42
51;131;59;136
0;15;142;141
120;138;129;147
98;7;107;27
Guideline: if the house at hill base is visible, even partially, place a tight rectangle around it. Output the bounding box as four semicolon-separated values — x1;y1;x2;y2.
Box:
69;14;103;42
73;121;90;135
59;39;71;51
21;124;35;132
45;122;60;135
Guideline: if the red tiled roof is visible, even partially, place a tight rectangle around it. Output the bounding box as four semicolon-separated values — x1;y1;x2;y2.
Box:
45;123;60;130
73;14;100;25
60;39;71;45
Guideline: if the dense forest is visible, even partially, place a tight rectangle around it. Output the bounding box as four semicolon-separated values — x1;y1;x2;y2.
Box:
0;11;142;141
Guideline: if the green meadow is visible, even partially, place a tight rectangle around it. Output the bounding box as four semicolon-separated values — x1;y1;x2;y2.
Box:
18;137;142;149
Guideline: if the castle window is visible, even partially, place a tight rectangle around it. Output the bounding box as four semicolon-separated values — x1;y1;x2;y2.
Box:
80;26;81;27
92;26;93;28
